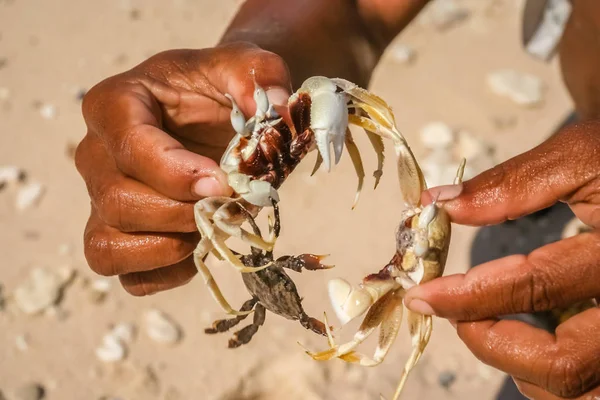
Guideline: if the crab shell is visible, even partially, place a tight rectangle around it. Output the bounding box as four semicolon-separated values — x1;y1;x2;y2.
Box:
398;206;452;286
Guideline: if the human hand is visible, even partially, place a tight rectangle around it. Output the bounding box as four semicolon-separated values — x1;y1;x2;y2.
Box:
404;122;600;399
75;42;292;296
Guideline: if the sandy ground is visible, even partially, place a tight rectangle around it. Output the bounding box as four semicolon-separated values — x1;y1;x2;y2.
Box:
0;0;574;399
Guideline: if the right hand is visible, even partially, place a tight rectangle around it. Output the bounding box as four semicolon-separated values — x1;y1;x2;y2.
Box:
75;42;292;296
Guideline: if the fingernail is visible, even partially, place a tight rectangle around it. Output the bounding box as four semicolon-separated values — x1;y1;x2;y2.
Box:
193;177;226;198
266;88;290;106
428;183;463;202
406;299;436;316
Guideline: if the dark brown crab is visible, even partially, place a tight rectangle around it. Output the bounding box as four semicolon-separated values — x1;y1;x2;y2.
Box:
204;199;331;348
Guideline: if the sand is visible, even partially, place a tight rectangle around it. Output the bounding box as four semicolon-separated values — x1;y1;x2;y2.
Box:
0;0;572;399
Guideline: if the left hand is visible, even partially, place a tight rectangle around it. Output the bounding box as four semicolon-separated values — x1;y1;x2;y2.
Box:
404;122;600;399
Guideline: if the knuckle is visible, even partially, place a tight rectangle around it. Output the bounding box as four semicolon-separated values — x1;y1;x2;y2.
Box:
84;227;118;277
523;260;557;312
95;182;128;231
548;355;589;398
74;135;92;178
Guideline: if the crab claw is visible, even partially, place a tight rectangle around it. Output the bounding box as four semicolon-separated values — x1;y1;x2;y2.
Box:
315;128;346;172
328;279;374;325
253;82;270;119
299;76;349;172
225;94;248;137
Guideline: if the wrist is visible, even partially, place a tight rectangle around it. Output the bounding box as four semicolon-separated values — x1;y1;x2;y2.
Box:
217;1;383;88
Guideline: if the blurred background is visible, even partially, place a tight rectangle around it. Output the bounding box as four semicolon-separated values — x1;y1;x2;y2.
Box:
0;0;574;399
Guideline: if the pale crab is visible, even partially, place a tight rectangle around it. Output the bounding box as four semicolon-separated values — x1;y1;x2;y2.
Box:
299;90;467;399
193;76;403;317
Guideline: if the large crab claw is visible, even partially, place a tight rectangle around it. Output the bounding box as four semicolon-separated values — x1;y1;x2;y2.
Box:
328;277;397;325
294;76;349;172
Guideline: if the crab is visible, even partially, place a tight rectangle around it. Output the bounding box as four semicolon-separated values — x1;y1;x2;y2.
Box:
298;89;466;399
193;76;406;317
204;199;333;348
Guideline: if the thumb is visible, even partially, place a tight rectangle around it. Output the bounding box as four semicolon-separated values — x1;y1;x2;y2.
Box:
420;121;600;226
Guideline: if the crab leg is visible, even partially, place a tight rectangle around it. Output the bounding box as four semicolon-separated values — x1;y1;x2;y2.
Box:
194;201;272;273
278;254;334;272
391;311;433;400
212;200;275;251
303;290;396;361
228;303;267;348
205;298;258;334
329;290;404;367
193;237;253;316
365;131;385;189
344;129;365;210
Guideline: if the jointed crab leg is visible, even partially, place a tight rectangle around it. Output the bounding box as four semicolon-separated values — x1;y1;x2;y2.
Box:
393;312;432;400
193;237;254;316
344;129;365;210
302;290;404;365
194;200;273;273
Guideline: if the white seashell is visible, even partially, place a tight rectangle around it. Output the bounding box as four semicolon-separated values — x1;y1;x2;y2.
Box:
143;309;182;345
389;44;416;64
15;182;45;211
14;267;73;315
0;166;25;189
487;69;543;106
95;332;126;362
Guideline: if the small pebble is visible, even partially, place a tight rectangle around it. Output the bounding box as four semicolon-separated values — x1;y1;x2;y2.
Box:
15;182;45;211
89;278;112;304
39;104;57;120
424;0;469;31
144;309;182;345
0;166;25;190
95;332;126;362
438;370;456;389
15;334;29;351
420;122;454;149
388;44;416;64
14;266;74;315
487;69;543;107
15;383;45;400
111;322;136;344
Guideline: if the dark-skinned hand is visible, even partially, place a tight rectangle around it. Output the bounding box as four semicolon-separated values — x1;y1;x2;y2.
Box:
405;122;600;399
75;42;292;296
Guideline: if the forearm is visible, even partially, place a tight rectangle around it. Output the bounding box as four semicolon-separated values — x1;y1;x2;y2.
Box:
219;0;430;88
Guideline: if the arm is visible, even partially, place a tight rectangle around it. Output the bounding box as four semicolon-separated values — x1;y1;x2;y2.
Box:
220;0;430;88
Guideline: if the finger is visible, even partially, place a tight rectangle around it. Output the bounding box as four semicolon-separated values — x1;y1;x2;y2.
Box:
140;45;293;136
82;79;232;201
76;135;196;233
83;210;199;277
514;378;600;400
405;229;600;320
119;255;197;296
421;122;600;226
455;307;600;398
